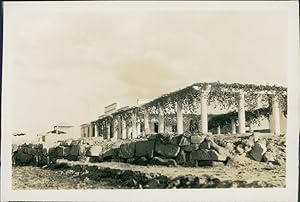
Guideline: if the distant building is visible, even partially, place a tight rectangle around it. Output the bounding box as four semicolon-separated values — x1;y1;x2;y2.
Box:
38;122;79;143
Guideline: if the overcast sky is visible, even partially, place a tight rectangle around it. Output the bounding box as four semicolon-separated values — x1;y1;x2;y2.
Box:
3;2;289;135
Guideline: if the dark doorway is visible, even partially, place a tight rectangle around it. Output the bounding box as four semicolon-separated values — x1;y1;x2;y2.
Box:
154;123;158;133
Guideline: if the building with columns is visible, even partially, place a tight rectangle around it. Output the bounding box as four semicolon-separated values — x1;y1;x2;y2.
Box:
81;82;287;139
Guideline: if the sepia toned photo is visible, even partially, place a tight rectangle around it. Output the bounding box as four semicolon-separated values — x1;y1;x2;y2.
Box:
1;1;299;202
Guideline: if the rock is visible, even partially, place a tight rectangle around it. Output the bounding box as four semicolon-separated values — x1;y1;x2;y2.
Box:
250;142;267;162
225;142;234;152
207;139;228;156
135;140;155;158
70;145;80;156
208;150;227;161
144;179;162;189
63;147;71;157
262;152;275;162
236;145;244;154
178;135;191;146
48;147;57;157
101;148;118;158
19;153;31;163
183;160;198;167
155;142;180;158
199;140;210;149
190;135;206;144
56;146;65;158
183;144;199;152
169;135;190;146
118;142;136;159
191;149;211;161
242;139;255;148
86;145;102;157
126;178;138;188
135;156;148;166
191;149;227;161
244;146;252;153
175;150;186;165
149;157;177;167
78;145;86;156
127;157;137;164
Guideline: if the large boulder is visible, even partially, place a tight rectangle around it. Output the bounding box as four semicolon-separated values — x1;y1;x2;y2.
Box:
56;146;65;158
191;149;227;161
169;135;190;146
63;146;71;157
70;145;80;156
208;150;227;161
135;140;155;158
183;144;199;152
175;150;187;164
250;142;267;162
262;152;275;162
191;149;211;161
118;142;136;159
86;145;103;157
190;135;206;144
155;142;180;158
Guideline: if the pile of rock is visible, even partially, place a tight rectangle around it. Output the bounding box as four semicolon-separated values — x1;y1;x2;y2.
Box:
12;133;286;168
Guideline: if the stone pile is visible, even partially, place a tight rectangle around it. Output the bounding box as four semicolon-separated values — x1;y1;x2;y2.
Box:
12;133;286;167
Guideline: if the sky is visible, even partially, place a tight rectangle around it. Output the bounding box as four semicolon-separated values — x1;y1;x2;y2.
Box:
3;2;289;135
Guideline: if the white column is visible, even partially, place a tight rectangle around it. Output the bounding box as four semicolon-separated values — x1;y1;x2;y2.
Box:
158;104;165;133
107;122;111;140
132;110;137;139
137;121;141;137
144;111;151;135
117;115;122;139
231;120;236;134
94;124;98;137
127;125;132;139
217;126;221;134
176;100;184;134
112;118;118;141
201;94;208;134
200;85;211;134
238;92;246;134
121;117;127;139
271;95;281;135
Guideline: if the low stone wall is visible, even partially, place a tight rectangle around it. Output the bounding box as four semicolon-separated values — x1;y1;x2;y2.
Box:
12;133;286;167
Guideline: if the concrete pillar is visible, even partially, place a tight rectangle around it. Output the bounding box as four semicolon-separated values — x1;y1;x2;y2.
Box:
217;126;221;134
137;121;141;137
121;117;127;139
107;122;111;140
231;119;236;134
117;115;122;139
94;124;98;137
144;111;151;135
158;104;165;133
112;118;118;141
271;95;281;135
201;94;208;134
132;110;138;139
127;125;132;139
176;100;184;134
238;92;246;134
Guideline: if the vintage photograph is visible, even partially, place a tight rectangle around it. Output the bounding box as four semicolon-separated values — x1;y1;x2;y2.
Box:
1;1;299;202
